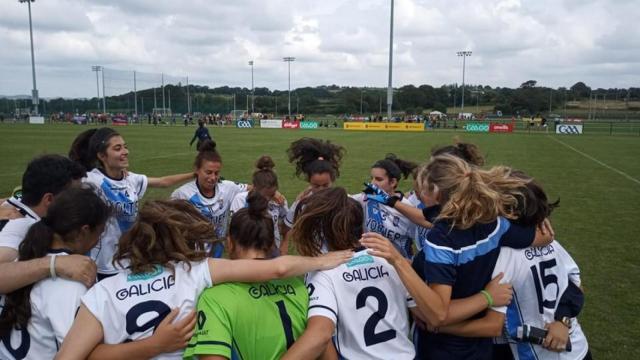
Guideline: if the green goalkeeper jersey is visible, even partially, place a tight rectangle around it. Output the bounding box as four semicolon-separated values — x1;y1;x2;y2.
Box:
183;277;308;360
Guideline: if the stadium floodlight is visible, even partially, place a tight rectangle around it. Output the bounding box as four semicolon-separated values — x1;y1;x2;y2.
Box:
283;57;296;117
19;0;38;115
387;0;395;122
248;60;255;114
457;51;472;115
91;66;102;111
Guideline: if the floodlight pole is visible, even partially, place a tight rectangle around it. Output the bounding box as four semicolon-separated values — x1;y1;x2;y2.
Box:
92;65;101;111
20;0;39;115
457;51;472;115
248;60;255;114
161;73;166;115
387;0;394;121
101;67;106;113
134;70;138;117
283;57;296;117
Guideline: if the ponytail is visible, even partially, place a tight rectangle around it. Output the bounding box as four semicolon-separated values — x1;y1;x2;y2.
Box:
68;127;120;171
252;155;278;191
372;153;417;182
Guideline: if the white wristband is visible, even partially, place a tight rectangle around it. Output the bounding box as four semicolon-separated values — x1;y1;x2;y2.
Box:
49;254;57;279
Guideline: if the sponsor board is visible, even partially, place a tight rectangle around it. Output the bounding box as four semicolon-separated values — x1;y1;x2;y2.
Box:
283;120;300;129
300;121;319;129
489;123;513;133
236;120;253;128
343;122;424;132
556;124;583;135
72;115;88;125
28;116;44;124
260;119;282;129
465;122;490;132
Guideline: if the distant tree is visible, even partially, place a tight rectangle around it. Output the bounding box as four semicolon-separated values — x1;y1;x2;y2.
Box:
520;80;537;89
570;82;591;98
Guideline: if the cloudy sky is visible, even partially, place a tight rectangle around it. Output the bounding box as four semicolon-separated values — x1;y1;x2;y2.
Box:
1;0;638;98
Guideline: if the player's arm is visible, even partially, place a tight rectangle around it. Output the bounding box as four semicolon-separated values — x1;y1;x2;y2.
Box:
281;316;335;360
442;273;512;326
393;201;433;229
208;251;352;284
360;232;448;326
147;172;194;188
279;224;290;256
0;254;96;293
438;309;505;338
55;305;104;360
84;309;196;360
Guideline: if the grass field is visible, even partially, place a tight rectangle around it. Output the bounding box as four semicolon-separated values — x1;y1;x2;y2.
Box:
1;123;639;358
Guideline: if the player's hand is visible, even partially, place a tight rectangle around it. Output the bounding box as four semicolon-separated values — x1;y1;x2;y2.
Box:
273;191;286;206
150;308;197;353
543;321;569;352
296;187;314;202
484;272;513;307
0;206;22;220
360;232;404;266
316;250;354;270
363;183;401;207
55;255;97;288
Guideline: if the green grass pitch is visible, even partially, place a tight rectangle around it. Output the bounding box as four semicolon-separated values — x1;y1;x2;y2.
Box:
0;123;638;358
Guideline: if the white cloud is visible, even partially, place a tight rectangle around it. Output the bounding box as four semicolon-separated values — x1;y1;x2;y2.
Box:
0;0;638;98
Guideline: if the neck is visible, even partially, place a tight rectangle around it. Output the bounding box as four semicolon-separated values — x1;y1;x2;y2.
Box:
30;203;47;218
198;181;215;197
230;247;268;260
103;166;123;179
49;234;78;254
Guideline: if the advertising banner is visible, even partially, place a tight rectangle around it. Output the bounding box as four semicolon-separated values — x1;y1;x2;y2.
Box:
72;115;88;125
236;120;253;128
283;120;300;129
300;121;319;129
555;124;583;135
28;116;44;124
111;115;128;126
260;119;282;129
343;122;424;132
489;123;513;133
465;122;490;132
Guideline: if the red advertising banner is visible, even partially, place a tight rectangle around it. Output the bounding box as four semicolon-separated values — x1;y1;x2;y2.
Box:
489;122;513;133
111;115;129;126
283;120;300;129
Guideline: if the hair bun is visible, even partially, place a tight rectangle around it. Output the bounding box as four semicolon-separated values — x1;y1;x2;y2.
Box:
255;155;275;171
246;191;269;218
197;139;217;153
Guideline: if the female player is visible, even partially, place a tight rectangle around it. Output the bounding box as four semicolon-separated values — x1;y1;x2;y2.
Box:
230;155;289;256
353;154;418;258
171;139;250;258
283;187;421;360
0;186;109;360
362;155;555;360
56;199;352;360
185;192;306;359
434;173;591;360
283;137;344;231
69;127;193;279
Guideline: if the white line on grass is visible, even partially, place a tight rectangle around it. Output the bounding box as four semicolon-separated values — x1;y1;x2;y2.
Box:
548;136;640;186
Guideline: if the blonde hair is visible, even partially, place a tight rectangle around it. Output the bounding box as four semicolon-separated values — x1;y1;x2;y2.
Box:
417;154;528;229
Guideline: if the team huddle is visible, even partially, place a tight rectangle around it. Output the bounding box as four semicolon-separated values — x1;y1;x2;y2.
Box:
0;128;590;360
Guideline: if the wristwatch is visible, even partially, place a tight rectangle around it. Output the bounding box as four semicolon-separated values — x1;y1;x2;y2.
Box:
559;316;572;329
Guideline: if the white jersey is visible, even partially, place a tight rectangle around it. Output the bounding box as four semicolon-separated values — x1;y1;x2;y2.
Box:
306;249;416;360
84;168;148;275
0;251;86;360
351;193;417;258
82;260;212;360
171;179;247;240
283;198;302;229
492;240;588;360
230;191;288;248
406;192;429;251
0;197;40;252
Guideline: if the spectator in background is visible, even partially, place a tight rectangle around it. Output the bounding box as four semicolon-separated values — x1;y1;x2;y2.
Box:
190;120;213;149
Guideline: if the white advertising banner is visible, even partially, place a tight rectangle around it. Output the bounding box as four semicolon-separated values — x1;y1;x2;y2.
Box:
555;124;583;135
29;116;45;124
260;119;283;128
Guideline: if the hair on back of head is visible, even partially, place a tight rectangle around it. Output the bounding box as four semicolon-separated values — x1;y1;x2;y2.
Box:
229;191;275;255
252;155;278;190
0;185;109;338
510;170;559;227
291;187;363;257
21;154;86;207
195;139;222;168
69;127;120;171
114;199;213;274
431;140;485;167
287;138;345;181
372;153;418;181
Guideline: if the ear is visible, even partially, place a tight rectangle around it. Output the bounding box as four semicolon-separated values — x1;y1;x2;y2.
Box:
389;177;399;189
97;151;108;164
225;235;234;254
41;193;55;208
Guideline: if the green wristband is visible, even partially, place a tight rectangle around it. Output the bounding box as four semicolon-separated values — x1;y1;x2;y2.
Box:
480;290;494;308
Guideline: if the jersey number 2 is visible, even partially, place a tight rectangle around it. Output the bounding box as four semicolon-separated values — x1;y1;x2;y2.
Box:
530;259;559;314
356;286;396;346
